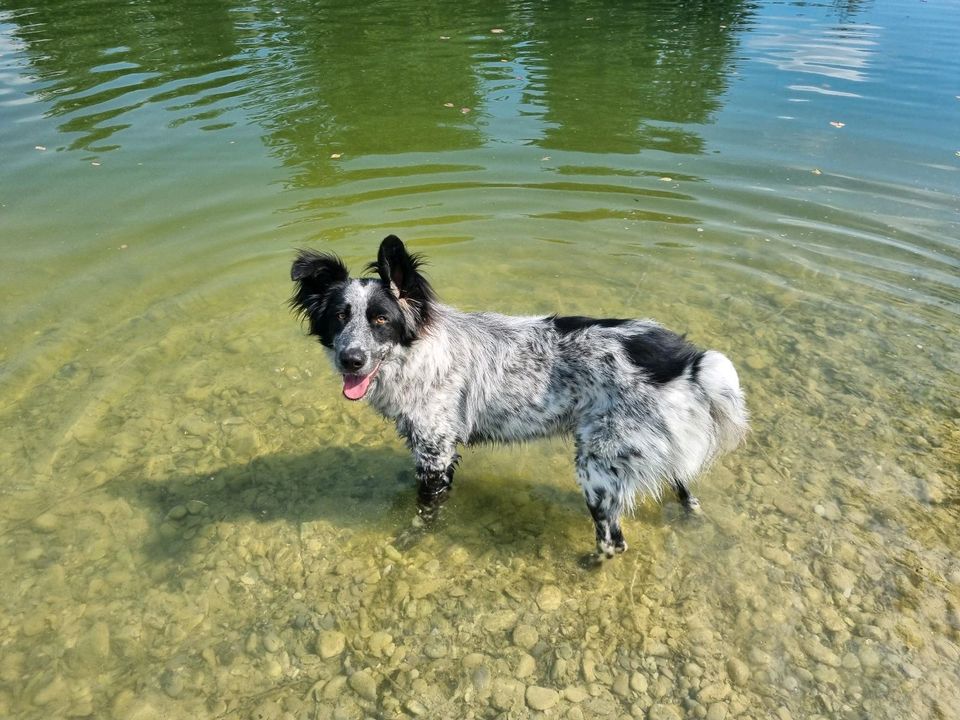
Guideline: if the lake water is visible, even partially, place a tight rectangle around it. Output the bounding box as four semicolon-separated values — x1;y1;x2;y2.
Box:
1;0;958;718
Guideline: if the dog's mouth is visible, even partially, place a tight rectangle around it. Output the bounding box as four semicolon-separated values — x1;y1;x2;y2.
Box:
342;361;382;401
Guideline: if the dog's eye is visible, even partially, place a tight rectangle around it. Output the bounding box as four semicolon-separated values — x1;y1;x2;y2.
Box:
372;315;388;326
336;311;346;322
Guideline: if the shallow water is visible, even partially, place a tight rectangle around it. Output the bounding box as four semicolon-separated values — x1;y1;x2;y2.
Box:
1;0;958;718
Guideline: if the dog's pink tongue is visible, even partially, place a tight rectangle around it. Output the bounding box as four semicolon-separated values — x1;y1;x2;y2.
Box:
342;373;372;401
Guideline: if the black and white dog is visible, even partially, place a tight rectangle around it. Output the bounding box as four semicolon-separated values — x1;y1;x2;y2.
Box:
290;236;747;558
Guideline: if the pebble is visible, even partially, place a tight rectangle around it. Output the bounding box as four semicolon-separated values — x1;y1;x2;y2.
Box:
858;646;881;670
826;565;857;595
462;653;487;669
32;513;59;533
526;685;560;711
348;670;377;701
186;500;206;515
612;672;631;697
564;686;589;703
166;505;188;521
512;623;539;650
262;632;281;653
537;585;563;611
630;671;648;694
516;653;536;678
761;546;792;567
424;642;447;659
706;703;728;720
697;683;731;704
726;658;750;686
405;699;428;716
745;354;768;371
33;675;68;705
649;703;683;720
803;639;841;668
317;630;346;659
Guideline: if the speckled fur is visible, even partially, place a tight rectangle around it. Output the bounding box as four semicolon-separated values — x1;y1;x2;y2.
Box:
291;235;748;558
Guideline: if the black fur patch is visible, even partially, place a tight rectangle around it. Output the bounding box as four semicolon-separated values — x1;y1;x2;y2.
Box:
621;327;704;384
289;250;350;346
365;235;436;330
552;315;629;334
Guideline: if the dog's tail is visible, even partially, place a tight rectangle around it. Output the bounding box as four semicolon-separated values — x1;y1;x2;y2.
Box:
697;350;749;454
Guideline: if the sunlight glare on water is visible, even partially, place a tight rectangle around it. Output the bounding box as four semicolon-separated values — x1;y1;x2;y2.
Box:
0;0;958;718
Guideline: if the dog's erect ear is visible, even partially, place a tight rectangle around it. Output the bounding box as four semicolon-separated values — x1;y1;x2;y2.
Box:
289;250;349;320
369;235;436;306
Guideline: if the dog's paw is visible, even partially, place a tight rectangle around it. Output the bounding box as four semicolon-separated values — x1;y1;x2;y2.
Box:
682;496;704;516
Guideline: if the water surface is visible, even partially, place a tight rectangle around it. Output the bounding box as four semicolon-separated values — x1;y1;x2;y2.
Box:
1;0;958;718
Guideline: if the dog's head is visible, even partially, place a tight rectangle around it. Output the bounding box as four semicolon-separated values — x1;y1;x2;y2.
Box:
290;235;435;401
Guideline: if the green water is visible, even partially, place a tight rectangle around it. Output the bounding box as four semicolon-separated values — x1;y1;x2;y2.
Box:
1;0;958;717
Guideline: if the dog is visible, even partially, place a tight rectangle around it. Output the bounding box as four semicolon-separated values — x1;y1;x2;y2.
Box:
290;235;748;558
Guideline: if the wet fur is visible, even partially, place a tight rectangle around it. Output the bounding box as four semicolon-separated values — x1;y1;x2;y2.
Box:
290;235;748;557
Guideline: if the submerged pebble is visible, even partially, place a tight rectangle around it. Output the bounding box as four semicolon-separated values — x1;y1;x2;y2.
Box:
525;685;559;711
317;630;346;659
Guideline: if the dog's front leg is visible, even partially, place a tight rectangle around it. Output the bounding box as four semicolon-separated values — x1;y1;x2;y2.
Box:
410;435;459;522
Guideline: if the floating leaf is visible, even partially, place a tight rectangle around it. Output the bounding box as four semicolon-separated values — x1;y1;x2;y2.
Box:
490;28;504;34
443;102;454;108
829;121;845;128
330;153;342;159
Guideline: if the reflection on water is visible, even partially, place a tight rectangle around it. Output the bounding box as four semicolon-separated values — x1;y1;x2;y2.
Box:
1;0;959;718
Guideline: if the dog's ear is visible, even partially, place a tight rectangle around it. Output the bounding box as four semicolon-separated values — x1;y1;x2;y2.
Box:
289;249;349;320
369;235;436;310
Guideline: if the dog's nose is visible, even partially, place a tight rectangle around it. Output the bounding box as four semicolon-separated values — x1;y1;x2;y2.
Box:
339;348;367;372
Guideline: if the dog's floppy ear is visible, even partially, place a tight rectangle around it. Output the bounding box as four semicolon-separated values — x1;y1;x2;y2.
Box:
289;249;349;320
369;235;436;309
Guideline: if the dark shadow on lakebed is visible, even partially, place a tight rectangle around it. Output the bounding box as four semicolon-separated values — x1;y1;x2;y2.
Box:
112;444;622;571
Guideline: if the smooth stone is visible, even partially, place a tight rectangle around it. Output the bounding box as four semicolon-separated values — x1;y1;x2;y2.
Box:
512;624;539;650
564;686;589;703
648;703;683;720
79;622;111;661
322;676;346;700
462;653;486;669
33;675;68;705
858;646;881;669
185;500;206;515
826;565;857;595
472;665;491;692
405;699;428;716
32;513;59;533
612;673;631;697
516;653;536;678
262;632;281;654
424;642;447;659
697;683;731;704
526;685;560;711
317;630;346;659
802;639;841;668
536;585;563;611
349;670;377;701
166;505;188;521
630;672;648;694
706;703;728;720
726;658;750;686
